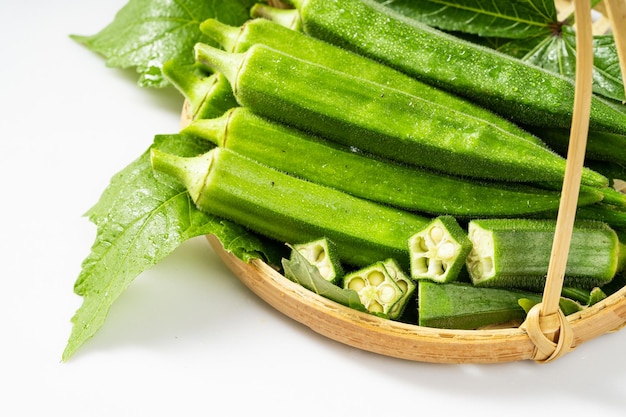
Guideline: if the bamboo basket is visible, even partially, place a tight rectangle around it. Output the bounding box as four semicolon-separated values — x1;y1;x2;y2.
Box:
189;0;626;364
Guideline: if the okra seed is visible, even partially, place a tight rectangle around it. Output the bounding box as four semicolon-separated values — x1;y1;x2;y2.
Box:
437;242;457;260
369;301;384;313
347;277;366;291
378;284;398;303
396;280;408;292
429;226;444;244
367;270;385;286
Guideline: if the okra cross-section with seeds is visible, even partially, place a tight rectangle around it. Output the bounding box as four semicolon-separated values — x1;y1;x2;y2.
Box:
409;216;472;283
343;262;404;317
466;219;624;291
291;238;343;284
381;259;416;320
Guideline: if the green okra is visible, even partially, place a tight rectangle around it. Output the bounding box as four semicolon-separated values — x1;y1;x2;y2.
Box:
529;127;626;166
381;258;415;320
161;61;237;121
343;262;404;317
291;238;343;284
466;218;622;291
282;0;626;136
408;216;472;283
561;286;607;307
183;107;603;217
193;42;607;187
417;281;547;330
150;147;430;268
576;203;626;228
199;17;547;149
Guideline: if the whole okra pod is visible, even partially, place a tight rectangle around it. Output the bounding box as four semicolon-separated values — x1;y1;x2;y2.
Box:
281;0;626;136
199;17;546;148
193;42;608;187
183;107;604;217
150;147;431;268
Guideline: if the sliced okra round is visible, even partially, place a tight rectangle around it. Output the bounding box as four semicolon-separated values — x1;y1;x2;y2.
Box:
409;216;472;283
291;238;343;284
343;262;404;317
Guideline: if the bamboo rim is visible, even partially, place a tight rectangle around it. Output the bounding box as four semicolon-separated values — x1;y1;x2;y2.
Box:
190;0;626;364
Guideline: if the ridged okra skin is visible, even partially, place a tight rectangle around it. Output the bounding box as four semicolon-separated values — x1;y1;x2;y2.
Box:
466;219;621;291
285;0;626;136
150;147;430;268
183;107;604;217
199;17;546;148
419;282;584;330
418;281;548;330
194;42;607;187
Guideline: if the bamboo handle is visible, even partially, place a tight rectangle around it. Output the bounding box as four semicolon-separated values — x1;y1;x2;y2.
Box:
524;0;594;363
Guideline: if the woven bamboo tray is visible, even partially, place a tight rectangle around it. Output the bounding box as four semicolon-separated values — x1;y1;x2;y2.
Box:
192;0;626;364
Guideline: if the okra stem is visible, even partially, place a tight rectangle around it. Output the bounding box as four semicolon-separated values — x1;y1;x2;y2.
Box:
162;62;237;121
251;3;301;30
198;19;241;53
194;44;244;90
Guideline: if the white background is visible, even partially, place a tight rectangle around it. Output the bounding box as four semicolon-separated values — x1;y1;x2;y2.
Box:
2;1;626;416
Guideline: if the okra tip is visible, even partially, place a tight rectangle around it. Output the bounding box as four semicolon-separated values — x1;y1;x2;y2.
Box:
199;19;241;53
150;148;214;202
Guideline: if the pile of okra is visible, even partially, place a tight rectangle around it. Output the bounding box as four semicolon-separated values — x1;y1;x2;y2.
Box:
151;0;626;330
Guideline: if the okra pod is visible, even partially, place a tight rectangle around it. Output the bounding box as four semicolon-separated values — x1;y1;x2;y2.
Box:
150;147;431;268
283;0;626;136
466;218;622;291
418;281;545;330
199;17;546;148
194;42;607;187
183;108;603;217
418;281;583;330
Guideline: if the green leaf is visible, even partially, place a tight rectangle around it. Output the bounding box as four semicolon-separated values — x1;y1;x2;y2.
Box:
522;26;625;102
282;248;367;312
70;0;257;88
63;134;277;361
375;0;556;39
